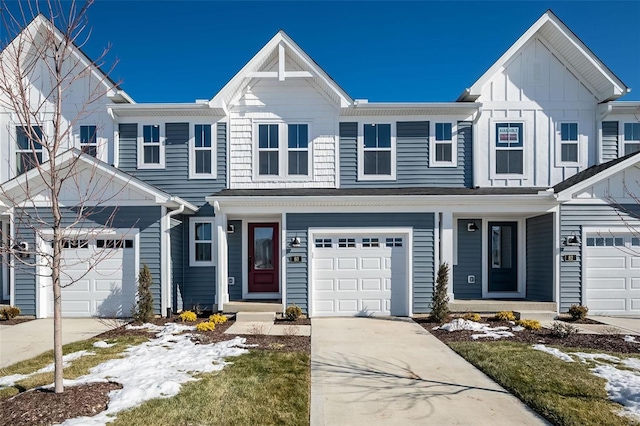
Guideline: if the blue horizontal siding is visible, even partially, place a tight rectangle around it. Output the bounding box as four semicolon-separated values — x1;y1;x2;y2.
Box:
526;214;554;302
453;219;482;298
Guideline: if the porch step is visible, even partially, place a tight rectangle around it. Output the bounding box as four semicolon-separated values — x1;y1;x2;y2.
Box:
514;310;558;321
235;312;276;322
449;300;556;313
223;301;283;313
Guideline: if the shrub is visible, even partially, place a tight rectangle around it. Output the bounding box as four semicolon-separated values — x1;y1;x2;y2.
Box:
196;321;216;332
430;263;450;322
568;304;589;320
550;321;578;338
133;264;154;323
209;313;228;324
179;310;197;322
516;319;542;330
462;313;481;322
494;311;516;321
285;304;303;321
0;306;20;320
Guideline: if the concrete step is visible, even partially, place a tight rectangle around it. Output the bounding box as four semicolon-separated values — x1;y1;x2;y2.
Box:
449;300;556;313
514;310;558;321
223;301;283;313
235;311;276;322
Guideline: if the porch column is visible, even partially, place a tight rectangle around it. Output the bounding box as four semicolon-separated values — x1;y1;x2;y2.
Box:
440;211;455;302
214;204;229;310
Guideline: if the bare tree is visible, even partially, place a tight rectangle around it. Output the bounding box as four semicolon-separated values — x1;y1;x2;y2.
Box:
0;0;129;393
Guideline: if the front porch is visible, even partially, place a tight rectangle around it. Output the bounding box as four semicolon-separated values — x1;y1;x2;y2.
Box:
449;299;557;320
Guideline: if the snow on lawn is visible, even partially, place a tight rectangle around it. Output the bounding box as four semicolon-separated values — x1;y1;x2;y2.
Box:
435;318;516;340
0;350;95;387
59;322;253;426
533;344;640;421
93;341;115;349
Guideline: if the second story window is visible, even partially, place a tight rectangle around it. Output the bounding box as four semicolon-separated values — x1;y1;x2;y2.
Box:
80;125;97;157
16;126;43;174
360;123;394;179
191;124;215;178
559;123;578;163
288;124;309;176
138;124;164;169
258;124;279;175
431;122;456;167
624;123;640;156
495;123;523;175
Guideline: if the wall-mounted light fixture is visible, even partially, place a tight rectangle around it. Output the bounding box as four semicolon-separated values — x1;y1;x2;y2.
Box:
290;236;301;247
467;221;479;232
564;233;581;246
226;224;235;234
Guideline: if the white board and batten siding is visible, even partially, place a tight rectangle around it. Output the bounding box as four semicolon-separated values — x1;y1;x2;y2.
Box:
228;58;338;189
476;36;598;188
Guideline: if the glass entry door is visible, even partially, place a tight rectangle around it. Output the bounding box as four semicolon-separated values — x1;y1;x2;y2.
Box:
488;222;518;293
248;223;279;293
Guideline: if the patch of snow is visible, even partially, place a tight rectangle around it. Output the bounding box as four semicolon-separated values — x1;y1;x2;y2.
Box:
93;341;115;349
125;322;195;337
532;344;574;362
0;350;95;388
624;335;637;343
512;326;525;332
60;323;250;425
572;352;620;364
438;318;515;339
471;331;514;340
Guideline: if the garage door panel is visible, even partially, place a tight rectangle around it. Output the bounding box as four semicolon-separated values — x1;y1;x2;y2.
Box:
95;279;121;293
588;257;626;269
337;258;357;270
362;278;382;291
337;299;358;313
361;299;382;312
361;258;382;270
61;300;92;316
588;278;626;290
314;300;335;314
589;298;626;311
313;258;334;270
315;279;334;291
633;278;640;289
632;258;640;269
337;279;357;291
64;280;91;292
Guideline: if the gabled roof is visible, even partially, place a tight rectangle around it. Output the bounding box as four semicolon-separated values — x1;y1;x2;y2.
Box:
554;151;640;197
210;30;352;110
458;10;629;103
0;149;196;212
1;14;134;104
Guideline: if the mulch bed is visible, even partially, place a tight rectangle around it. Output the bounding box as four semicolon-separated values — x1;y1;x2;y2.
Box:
274;317;311;326
0;318;35;326
415;317;640;354
0;381;121;426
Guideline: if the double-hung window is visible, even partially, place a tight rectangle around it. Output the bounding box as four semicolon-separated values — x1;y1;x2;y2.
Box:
191;124;215;178
80;125;97;157
258;124;279;175
495;123;523;175
288;124;309;175
624;123;640;156
189;217;215;267
559;123;578;163
361;123;393;178
16;126;43;174
139;124;164;168
431;122;455;166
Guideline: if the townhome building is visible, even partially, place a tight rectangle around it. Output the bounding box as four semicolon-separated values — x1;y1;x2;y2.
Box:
1;10;639;319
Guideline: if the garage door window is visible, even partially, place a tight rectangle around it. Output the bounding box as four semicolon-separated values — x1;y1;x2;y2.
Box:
62;239;89;249
633;238;640;246
315;238;332;248
97;239;134;249
338;238;355;248
362;238;379;248
386;237;403;247
586;237;624;247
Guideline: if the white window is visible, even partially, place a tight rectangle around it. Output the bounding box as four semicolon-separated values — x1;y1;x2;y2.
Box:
495;122;524;175
138;124;164;169
624;123;640;156
287;124;309;176
258;124;279;176
254;122;312;179
558;122;579;164
430;122;456;167
189;217;215;267
16;126;43;174
80;125;97;157
358;123;395;180
190;124;215;178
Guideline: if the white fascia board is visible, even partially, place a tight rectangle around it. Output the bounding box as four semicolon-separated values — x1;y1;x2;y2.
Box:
344;102;482;116
610;102;640;114
107;103;225;117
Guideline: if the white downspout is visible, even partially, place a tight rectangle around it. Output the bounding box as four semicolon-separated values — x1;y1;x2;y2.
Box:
166;204;185;316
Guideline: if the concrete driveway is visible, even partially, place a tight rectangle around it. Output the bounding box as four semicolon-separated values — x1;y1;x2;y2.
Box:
311;317;547;426
591;316;640;334
0;318;117;368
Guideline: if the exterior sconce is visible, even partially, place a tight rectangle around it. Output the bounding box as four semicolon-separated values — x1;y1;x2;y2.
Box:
227;224;235;234
467;221;479;232
291;236;301;247
564;233;581;246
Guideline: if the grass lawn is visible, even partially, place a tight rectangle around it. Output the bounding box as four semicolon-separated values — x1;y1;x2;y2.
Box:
0;336;148;399
113;350;310;426
449;341;637;426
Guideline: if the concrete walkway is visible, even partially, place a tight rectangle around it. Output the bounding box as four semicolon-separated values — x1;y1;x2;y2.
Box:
0;318;116;368
311;317;547;426
591;316;640;334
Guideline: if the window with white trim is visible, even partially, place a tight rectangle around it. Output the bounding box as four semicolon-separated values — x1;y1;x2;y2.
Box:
288;124;309;175
431;122;455;166
258;124;279;175
191;124;215;178
495;123;523;175
361;123;393;177
80;125;97;157
16;126;43;174
189;217;215;267
624;123;640;156
139;124;164;168
559;123;578;163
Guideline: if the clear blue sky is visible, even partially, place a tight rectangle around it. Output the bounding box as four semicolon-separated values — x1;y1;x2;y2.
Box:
7;1;640;103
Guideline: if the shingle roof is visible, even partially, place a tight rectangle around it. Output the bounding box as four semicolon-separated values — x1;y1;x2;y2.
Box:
553;151;640;193
211;187;546;197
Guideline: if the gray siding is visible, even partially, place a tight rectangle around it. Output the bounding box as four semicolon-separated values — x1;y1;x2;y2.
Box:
560;204;640;312
118;122;227;207
286;213;435;314
339;121;472;188
170;217;184;311
453;219;482;298
602;121;618;162
526;214;554;301
227;220;243;301
14;206;162;316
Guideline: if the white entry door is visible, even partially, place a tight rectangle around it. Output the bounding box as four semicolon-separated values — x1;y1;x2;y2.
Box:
311;233;409;317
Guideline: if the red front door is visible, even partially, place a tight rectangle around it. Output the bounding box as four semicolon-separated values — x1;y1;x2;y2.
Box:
248;223;279;293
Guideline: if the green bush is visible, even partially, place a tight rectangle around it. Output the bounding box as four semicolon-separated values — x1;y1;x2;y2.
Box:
179;310;197;322
285;304;303;321
430;263;450;322
196;321;216;332
462;313;481;322
0;306;20;320
133;264;154;323
568;304;589;320
494;311;516;321
516;319;542;330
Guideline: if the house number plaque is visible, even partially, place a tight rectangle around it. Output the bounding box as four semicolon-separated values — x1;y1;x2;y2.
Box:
289;256;302;263
563;254;577;262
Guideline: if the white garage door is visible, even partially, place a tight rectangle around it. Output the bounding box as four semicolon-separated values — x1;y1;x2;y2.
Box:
311;234;409;317
586;235;640;315
47;237;136;318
